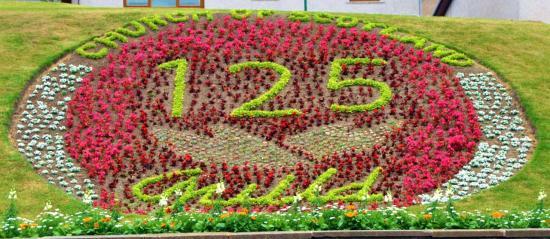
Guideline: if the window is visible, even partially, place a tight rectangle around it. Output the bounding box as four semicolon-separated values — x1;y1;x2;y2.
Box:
126;0;149;7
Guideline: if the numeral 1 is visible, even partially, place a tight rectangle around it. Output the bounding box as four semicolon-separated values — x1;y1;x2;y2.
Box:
158;59;188;117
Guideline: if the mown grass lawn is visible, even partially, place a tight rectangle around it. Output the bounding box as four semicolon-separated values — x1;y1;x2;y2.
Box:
0;1;548;218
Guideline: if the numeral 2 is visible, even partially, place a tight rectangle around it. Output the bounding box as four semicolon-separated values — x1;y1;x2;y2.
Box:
228;61;302;118
327;58;393;113
158;59;188;117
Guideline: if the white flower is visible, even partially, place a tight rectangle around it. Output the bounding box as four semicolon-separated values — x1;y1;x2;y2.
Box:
82;191;93;205
215;182;225;195
538;190;547;201
313;185;322;194
43;201;53;211
158;195;168;207
445;187;455;197
293;194;302;204
174;189;183;197
7;189;17;200
384;190;393;203
432;189;443;202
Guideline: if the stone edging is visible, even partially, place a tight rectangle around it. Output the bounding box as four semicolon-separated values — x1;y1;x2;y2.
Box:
45;229;550;239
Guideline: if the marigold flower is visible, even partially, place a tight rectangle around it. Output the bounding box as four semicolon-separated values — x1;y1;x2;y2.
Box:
251;216;257;221
423;214;433;220
100;217;111;223
237;208;249;215
345;211;358;218
208;217;214;222
19;223;28;230
160;223;167;228
220;212;232;219
491;211;505;219
82;217;93;223
345;204;356;211
93;222;100;229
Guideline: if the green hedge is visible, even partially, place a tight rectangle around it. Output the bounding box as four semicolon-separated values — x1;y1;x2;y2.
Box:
158;59;188;118
229;61;302;118
139;15;168;31
115;21;147;37
336;16;359;28
165;12;190;23
230;9;252;20
75;12;475;67
328;58;392;113
132;167;382;207
75;42;109;59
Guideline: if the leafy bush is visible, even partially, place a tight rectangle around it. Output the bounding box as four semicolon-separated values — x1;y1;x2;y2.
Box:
230;9;252;20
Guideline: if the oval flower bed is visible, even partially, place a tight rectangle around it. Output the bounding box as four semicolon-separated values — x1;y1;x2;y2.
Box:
10;11;534;215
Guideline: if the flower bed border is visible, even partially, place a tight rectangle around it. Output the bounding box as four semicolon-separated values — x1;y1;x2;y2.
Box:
44;229;550;239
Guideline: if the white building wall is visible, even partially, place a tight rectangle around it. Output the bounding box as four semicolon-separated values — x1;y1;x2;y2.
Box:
205;0;303;11
73;0;123;8
308;0;420;16
446;0;519;20
519;0;550;23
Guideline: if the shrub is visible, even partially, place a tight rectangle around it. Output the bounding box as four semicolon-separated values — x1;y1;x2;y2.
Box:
336;16;359;28
115;21;147;37
288;12;310;22
228;61;302;118
75;42;108;59
165;12;190;23
230;9;252;20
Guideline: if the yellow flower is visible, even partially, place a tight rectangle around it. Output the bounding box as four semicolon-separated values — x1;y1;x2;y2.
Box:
423;214;433;220
345;211;358;218
82;217;93;223
251;216;257;221
491;211;505;219
220;212;232;219
30;223;38;228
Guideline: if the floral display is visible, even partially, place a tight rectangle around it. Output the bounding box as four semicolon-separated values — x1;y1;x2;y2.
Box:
421;72;533;203
1;188;548;238
13;63;98;199
10;11;533;213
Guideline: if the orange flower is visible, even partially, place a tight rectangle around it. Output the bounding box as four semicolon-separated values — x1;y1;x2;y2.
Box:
250;216;257;221
164;207;172;214
93;222;100;229
491;211;505;219
423;214;433;220
19;223;28;230
82;217;93;223
345;211;358;218
170;222;176;228
30;223;38;228
220;212;232;219
237;208;249;215
160;223;167;228
100;217;111;223
345;204;356;211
